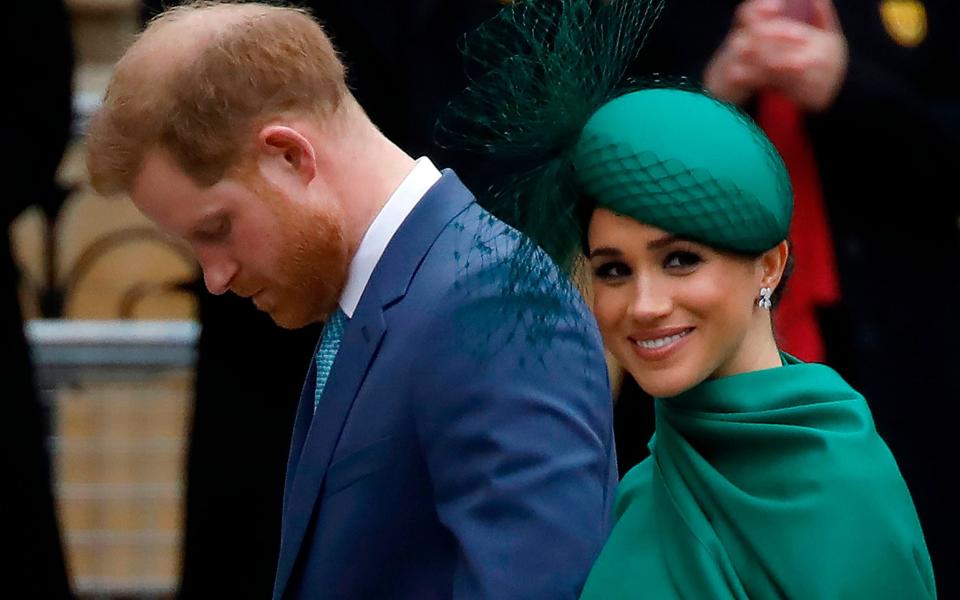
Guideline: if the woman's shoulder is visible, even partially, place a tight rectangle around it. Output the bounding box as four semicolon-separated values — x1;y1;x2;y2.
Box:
613;457;656;519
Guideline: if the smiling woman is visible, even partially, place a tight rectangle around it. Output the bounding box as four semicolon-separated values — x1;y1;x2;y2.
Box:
571;88;932;600
587;211;788;398
557;87;933;600
442;0;937;597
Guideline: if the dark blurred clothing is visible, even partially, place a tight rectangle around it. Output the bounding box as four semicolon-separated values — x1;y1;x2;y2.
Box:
304;0;502;181
2;1;75;597
613;375;654;480
178;290;320;600
629;0;960;593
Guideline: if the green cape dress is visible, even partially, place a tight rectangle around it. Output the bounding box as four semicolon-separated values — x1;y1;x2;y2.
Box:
581;354;935;598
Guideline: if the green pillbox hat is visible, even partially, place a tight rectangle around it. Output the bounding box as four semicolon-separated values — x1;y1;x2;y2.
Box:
573;88;793;254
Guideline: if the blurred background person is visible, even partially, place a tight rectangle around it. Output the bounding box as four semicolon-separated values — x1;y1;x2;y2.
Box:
2;1;75;597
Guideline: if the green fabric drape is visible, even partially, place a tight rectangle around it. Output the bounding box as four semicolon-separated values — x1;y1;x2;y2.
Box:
582;355;935;598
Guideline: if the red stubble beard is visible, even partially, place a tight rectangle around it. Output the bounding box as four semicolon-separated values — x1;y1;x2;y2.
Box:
250;182;351;330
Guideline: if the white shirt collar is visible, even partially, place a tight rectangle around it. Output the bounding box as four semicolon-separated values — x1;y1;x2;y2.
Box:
338;157;442;318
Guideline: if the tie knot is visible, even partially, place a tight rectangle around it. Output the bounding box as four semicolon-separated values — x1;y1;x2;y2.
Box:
314;307;348;413
326;307;347;336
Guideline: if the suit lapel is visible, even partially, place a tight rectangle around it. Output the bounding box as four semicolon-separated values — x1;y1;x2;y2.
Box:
273;171;475;598
274;302;386;598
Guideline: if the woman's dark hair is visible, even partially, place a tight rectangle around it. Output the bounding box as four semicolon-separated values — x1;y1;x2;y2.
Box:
578;198;795;308
576;195;599;256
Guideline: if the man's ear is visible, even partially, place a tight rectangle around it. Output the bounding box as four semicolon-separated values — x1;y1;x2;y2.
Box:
256;125;317;185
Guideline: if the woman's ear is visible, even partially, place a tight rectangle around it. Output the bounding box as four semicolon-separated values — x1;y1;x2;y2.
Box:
759;240;790;290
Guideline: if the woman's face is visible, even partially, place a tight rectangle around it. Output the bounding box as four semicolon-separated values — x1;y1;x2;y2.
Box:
588;208;782;398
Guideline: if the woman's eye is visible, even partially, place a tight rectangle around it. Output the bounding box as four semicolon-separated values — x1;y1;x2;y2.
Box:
664;251;702;270
593;261;631;280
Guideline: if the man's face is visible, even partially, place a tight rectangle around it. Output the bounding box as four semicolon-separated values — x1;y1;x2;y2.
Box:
131;148;349;328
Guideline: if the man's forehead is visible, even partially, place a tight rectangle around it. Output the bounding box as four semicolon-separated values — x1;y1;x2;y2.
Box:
131;149;212;230
133;147;187;193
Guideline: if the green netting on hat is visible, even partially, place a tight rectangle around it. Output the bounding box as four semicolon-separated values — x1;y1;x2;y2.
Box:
435;0;668;355
573;89;792;253
440;0;794;269
438;0;665;275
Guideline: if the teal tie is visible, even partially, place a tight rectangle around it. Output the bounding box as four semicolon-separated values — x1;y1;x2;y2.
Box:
314;307;347;413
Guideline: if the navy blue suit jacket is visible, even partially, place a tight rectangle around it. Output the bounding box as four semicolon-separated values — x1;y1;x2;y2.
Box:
273;171;617;599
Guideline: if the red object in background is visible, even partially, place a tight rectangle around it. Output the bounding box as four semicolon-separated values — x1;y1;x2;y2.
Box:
757;91;840;362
